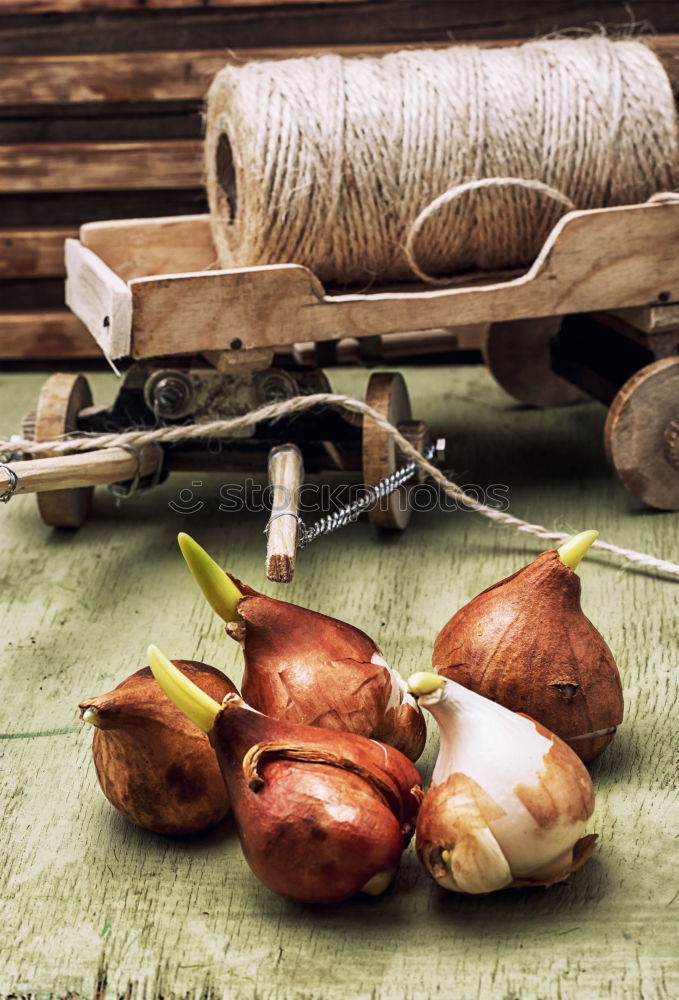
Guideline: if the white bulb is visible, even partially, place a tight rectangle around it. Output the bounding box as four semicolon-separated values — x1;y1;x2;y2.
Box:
412;676;596;893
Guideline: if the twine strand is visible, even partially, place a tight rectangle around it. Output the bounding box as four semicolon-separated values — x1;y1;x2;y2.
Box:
3;392;677;580
404;178;577;285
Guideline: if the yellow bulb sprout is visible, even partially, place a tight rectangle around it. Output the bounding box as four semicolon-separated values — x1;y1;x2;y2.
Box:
147;644;220;733
408;672;446;696
177;533;243;623
557;530;599;571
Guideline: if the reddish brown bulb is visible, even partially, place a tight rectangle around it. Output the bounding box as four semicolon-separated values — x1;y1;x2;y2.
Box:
177;534;425;761
227;575;426;762
79;661;238;834
208;693;423;903
433;550;624;762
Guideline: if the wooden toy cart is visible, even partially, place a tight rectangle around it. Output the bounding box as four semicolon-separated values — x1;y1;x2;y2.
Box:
4;199;679;545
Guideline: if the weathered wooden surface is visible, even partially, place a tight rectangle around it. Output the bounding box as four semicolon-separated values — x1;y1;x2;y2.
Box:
4;0;366;12
604;356;679;510
0;365;677;999
610;302;679;334
0;442;161;495
0;226;75;277
483;317;587;407
0;139;202;192
2;2;677;56
70;202;679;360
64;239;131;359
0;310;98;360
3;3;678;363
4;35;679;106
81;215;216;282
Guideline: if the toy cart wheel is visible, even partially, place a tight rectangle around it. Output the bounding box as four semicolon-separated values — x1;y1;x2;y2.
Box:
362;371;412;531
33;373;94;528
604;356;679;510
483;317;586;407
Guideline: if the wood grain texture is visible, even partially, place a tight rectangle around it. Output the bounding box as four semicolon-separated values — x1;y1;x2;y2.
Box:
483;317;587;407
0;100;204;144
3;36;678;106
0;139;202;192
109;202;679;360
0;227;74;278
1;443;163;495
81;215;216;281
0;365;677;998
64;239;131;358
0;309;98;359
1;2;677;57
293;325;487;365
0;189;208;228
2;0;366;10
604;356;679;510
610;302;679;333
362;370;412;530
33;371;94;527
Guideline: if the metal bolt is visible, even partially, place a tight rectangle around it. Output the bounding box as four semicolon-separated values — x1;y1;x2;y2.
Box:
144;370;195;419
253;369;298;404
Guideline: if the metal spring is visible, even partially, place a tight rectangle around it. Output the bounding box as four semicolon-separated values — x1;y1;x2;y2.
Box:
298;445;434;548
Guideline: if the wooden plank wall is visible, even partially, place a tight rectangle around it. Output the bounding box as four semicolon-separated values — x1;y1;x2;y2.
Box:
1;0;677;363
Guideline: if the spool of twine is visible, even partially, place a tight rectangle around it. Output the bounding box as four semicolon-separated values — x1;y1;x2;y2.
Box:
204;38;678;286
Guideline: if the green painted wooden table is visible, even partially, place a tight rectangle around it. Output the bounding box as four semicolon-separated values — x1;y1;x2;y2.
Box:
1;366;677;1000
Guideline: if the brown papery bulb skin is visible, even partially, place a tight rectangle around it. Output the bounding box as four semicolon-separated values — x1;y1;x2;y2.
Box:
209;695;423;903
228;575;425;762
416;721;598;892
433;551;624;762
79;661;238;835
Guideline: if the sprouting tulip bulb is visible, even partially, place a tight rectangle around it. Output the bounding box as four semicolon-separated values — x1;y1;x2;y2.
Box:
557;530;599;571
408;672;446;696
147;644;220;733
177;532;243;622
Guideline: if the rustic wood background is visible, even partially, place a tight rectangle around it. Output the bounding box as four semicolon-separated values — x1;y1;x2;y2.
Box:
1;364;677;998
2;0;679;363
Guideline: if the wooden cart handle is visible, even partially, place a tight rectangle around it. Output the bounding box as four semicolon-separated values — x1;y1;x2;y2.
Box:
0;444;161;497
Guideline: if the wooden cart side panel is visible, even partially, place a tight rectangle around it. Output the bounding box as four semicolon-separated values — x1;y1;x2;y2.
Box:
65;238;132;357
127;202;679;359
130;263;322;358
80;215;215;281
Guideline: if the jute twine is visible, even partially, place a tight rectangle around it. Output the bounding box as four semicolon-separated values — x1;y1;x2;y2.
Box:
205;38;677;286
3;392;678;580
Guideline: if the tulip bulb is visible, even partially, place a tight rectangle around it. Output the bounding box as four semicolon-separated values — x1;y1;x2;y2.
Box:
178;533;425;761
148;645;423;904
408;672;596;894
433;530;624;762
79;661;238;835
